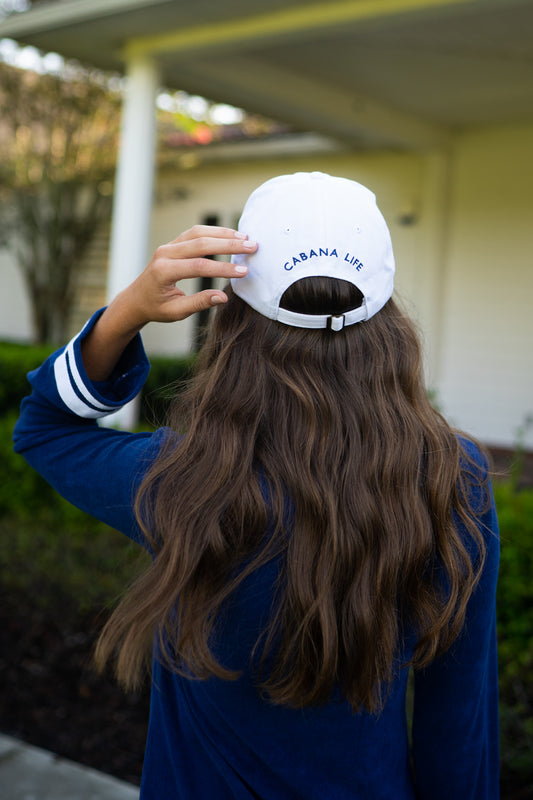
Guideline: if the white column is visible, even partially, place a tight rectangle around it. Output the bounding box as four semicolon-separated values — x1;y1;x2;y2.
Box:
105;54;159;429
108;54;159;299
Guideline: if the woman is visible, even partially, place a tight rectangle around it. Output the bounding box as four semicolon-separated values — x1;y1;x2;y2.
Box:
14;172;500;799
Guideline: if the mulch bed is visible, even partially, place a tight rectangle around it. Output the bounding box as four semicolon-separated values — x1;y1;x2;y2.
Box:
0;590;149;785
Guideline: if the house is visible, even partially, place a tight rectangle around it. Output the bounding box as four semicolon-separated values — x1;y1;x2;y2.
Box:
0;0;532;450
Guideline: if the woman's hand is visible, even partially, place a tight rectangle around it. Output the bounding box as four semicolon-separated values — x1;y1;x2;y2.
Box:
121;225;256;328
81;226;257;381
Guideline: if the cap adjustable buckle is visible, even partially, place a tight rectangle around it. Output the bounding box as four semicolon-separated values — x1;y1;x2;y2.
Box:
327;314;346;332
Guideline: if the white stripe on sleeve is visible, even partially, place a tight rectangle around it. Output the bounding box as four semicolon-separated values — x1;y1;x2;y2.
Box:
53;337;118;418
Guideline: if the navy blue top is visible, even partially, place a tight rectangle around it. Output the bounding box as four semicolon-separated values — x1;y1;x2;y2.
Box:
13;310;500;799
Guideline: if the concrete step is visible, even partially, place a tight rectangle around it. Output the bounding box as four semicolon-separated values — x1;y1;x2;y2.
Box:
0;734;139;800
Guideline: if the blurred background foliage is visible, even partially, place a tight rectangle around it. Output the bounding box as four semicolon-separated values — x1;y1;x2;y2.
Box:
0;61;120;344
0;55;285;346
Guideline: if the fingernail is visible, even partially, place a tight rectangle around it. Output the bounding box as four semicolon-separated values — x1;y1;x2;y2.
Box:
234;266;248;274
211;295;225;305
243;240;257;249
234;231;247;239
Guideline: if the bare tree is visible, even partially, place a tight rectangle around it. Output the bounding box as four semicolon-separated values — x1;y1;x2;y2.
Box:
0;61;120;343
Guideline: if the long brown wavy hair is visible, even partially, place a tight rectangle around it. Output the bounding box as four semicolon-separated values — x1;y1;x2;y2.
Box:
95;278;488;713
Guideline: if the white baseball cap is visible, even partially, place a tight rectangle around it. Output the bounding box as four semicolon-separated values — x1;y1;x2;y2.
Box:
231;172;395;332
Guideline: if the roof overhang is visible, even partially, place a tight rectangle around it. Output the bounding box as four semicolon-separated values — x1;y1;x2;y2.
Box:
1;0;533;149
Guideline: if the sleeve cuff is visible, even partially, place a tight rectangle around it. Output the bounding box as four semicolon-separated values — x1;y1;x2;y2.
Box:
52;309;150;419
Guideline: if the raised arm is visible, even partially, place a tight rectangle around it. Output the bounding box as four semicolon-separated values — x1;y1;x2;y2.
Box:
13;226;256;540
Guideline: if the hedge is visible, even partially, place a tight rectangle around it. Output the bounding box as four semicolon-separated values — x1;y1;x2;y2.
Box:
493;482;533;790
139;352;196;426
0;341;54;417
0;339;196;425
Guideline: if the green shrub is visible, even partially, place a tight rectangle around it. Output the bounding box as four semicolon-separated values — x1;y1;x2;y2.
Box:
0;408;147;611
0;412;62;518
0;340;54;415
0;514;146;614
494;481;533;791
496;483;533;659
140;353;196;426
